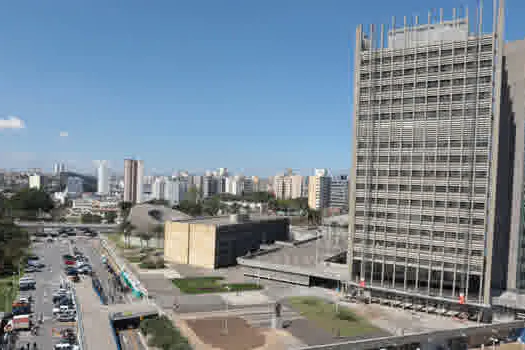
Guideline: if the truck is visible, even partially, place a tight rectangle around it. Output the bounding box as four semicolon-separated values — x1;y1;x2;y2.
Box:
12;302;31;316
8;315;31;331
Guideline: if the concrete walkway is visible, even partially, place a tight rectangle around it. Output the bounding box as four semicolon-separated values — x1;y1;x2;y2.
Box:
75;278;117;350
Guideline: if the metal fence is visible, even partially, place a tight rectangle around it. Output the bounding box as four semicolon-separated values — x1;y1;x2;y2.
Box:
72;285;86;350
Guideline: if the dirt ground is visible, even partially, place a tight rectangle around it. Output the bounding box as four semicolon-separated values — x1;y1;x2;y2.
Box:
177;316;302;350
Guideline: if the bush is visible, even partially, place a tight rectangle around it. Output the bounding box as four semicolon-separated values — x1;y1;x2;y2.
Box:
140;316;192;350
336;309;358;322
139;259;165;269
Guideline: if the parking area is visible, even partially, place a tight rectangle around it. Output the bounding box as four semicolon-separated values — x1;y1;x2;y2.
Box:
4;236;83;350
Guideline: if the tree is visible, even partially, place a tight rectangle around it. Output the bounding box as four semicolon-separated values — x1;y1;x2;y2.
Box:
306;209;322;226
137;232;152;248
202;196;220;216
152;224;164;250
8;188;54;219
120;220;136;248
186;186;199;204
81;213;103;224
119;201;133;218
175;200;202;216
0;218;29;276
105;211;117;224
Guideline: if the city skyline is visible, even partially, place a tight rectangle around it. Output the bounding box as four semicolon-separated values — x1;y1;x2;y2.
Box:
3;1;525;174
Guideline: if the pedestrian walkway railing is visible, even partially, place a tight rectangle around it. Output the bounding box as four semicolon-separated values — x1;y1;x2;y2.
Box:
100;238;149;301
72;285;86;350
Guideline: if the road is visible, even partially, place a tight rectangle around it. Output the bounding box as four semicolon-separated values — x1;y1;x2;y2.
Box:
16;237;78;350
17;222;118;230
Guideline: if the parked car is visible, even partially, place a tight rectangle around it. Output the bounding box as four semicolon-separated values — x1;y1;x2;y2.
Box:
57;312;76;322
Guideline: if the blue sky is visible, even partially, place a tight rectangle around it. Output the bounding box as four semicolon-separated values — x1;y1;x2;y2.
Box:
0;0;524;176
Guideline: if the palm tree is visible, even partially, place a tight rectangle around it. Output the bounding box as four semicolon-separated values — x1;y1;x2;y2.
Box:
152;224;164;250
120;220;136;248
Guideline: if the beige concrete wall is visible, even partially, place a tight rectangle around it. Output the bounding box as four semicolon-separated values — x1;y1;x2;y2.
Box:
188;223;216;269
164;221;217;269
164;221;190;264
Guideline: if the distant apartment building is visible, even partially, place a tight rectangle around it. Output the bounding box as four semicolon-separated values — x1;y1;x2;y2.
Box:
202;173;217;198
97;160;110;195
123;159;144;204
273;173;305;200
53;162;66;176
152;177;167;200
66;176;83;198
307;169;330;209
29;174;47;190
164;178;189;206
329;175;349;212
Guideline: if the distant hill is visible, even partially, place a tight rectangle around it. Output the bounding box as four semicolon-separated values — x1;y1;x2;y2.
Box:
60;172;97;193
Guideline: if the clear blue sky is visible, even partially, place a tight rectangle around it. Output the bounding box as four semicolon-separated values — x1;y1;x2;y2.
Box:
0;0;524;176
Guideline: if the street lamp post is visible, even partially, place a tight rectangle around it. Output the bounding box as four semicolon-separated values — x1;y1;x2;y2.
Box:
222;286;230;335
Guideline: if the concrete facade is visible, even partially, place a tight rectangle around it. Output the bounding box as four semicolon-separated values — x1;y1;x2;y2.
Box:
348;7;507;305
504;39;525;292
164;215;290;269
123;159;144;204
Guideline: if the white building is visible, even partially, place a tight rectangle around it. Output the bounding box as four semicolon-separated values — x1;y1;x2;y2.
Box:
66;176;83;198
29;174;44;190
164;178;188;205
97;160;110;195
152;177;167;200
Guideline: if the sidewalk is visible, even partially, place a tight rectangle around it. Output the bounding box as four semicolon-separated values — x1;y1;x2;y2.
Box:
75;278;116;350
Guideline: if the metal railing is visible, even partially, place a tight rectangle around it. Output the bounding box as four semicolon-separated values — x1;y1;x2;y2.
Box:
71;285;86;350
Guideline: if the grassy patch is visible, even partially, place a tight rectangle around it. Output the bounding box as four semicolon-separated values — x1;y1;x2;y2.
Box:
140;315;192;350
173;277;262;294
139;261;165;269
288;296;383;337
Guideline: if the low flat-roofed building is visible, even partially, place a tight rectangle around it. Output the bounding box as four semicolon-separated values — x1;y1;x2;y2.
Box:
164;214;290;269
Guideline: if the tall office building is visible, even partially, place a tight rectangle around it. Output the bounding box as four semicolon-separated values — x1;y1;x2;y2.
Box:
97;160;110;195
123;159;144;204
307;169;331;209
348;3;509;306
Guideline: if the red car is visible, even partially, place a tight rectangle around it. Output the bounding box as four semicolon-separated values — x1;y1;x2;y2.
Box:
64;259;76;266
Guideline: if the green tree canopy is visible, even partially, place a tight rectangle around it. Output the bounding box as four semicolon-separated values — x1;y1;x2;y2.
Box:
104;211;117;224
9;188;54;213
81;213;103;224
0;218;29;276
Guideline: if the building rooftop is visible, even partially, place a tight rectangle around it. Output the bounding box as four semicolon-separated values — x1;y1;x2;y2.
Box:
174;214;288;227
128;204;192;232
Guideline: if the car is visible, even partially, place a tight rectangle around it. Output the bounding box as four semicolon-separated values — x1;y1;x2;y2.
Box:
77;265;92;275
57;312;76;322
24;266;37;273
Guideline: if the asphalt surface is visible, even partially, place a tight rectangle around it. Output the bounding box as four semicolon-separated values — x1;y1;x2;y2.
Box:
16;237;78;350
74;238;145;350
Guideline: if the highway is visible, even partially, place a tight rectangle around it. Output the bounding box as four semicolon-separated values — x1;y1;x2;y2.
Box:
17;221;119;230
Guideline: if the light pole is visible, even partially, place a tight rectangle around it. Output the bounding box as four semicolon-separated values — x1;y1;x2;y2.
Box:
222;286;230;335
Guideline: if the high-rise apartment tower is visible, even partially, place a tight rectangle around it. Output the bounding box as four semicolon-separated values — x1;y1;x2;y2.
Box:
124;159;144;204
